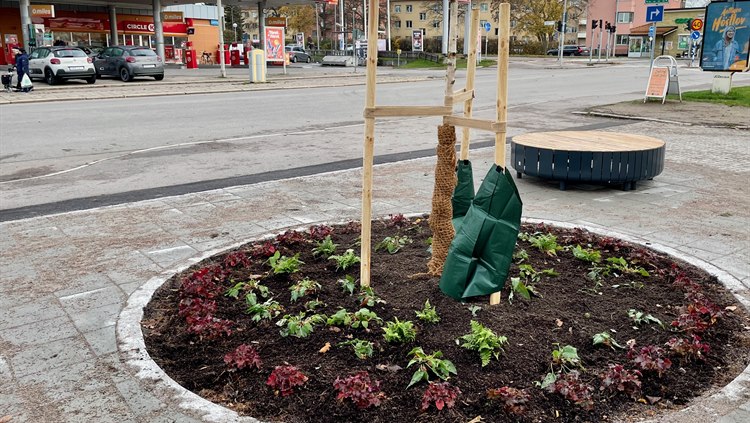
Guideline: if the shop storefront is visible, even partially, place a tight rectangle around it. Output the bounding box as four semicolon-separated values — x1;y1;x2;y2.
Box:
0;6;218;65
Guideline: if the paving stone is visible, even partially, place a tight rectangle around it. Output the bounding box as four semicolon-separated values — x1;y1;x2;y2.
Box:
10;336;93;378
58;284;125;314
115;378;165;417
712;251;750;281
0;315;78;347
142;243;198;267
717;408;750;423
0;355;12;380
54;273;116;301
67;302;121;333
54;385;135;423
83;326;118;356
0;297;67;331
17;359;112;403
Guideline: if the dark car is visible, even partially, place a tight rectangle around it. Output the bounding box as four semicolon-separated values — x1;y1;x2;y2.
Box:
94;45;164;82
546;45;587;56
285;45;312;63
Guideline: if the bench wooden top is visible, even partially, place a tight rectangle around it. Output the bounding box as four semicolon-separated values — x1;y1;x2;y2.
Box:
513;131;665;152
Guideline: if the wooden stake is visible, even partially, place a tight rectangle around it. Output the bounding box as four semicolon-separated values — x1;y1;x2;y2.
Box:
360;0;380;288
490;3;511;306
460;8;480;161
444;1;459;107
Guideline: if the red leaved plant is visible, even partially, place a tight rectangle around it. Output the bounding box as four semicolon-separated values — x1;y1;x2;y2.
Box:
275;230;308;246
307;225;334;241
545;371;594;410
487;386;531;415
223;251;250;268
599;364;642;400
627;344;672;377
224;344;262;371
267;365;308;397
666;335;710;362
333;371;384;409
421;382;460;412
250;241;277;259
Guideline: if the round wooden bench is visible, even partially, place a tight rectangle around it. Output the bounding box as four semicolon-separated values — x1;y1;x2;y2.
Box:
511;131;665;190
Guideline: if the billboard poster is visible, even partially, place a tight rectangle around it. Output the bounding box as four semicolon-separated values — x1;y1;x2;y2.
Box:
265;26;285;62
412;30;423;51
700;1;750;72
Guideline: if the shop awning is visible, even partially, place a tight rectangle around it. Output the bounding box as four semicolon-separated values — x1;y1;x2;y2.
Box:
98;0;314;9
629;24;679;36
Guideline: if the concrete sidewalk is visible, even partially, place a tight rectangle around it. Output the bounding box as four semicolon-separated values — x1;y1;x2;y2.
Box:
0;114;748;422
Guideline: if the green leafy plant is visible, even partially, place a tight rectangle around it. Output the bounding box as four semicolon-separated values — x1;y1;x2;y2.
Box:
358;286;386;307
312;235;338;257
607;257;650;277
329;249;361;271
508;277;530;304
628;309;664;328
415;300;440;323
338;275;357;295
551;344;584;370
338;339;375;359
527;233;562;256
467;305;482;316
276;312;326;338
572;245;602;263
375;235;413;254
459;320;508;367
518;264;558;283
382;318;417;343
327;308;352;327
352;308;383;329
266;251;303;274
512;248;529;264
289;278;321;302
304;299;325;311
406;347;457;388
592;332;625;350
245;294;283;322
226;280;269;299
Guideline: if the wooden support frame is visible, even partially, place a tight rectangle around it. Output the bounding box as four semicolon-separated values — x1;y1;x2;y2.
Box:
360;1;513;305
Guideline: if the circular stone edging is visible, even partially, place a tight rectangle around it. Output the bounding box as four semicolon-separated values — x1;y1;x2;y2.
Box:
116;217;750;423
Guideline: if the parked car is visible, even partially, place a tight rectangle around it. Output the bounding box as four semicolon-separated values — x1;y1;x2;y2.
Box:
28;46;96;85
285;45;312;63
78;46;104;57
93;45;164;82
546;45;587;56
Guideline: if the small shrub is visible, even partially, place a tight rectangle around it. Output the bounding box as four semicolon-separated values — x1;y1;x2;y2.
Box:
289;278;321;302
338;339;375;359
338;275;357;295
665;335;710;362
307;224;333;241
407;347;457;388
527;233;562;256
329;249;361;271
599;364;642;400
385;213;410;227
266;251;303;274
459;320;508;367
312;235;337;257
592;332;625;350
333;371;384;409
627;343;672;377
224;344;262;371
327;308;352;327
275;230;307;246
267;365;308;396
352;308;383;329
628;309;663;328
223;251;250;268
277;312;326;338
421;382;460;411
487;386;531;415
415;300;440;323
382;318;417;343
551;344;583;370
546;370;594;410
245;294;284;322
572;245;601;263
375;235;413;254
358;286;386;307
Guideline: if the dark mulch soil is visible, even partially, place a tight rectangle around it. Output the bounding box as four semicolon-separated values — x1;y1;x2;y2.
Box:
143;216;750;423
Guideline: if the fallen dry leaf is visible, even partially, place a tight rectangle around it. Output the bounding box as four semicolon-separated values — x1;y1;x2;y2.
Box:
725;306;737;312
319;342;331;354
646;395;662;404
0;416;13;423
466;416;482;423
555;319;563;327
375;363;403;372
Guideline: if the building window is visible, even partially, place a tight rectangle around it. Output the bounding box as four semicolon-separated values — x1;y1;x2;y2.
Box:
419;12;426;20
394;20;401;28
394;5;400;12
406;5;413;12
616;12;633;23
406;20;413;28
616;34;629;45
480;20;488;29
432;21;440;28
480;3;488;12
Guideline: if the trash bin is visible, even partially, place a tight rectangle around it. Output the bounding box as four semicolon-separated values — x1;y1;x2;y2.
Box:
249;49;266;83
230;49;240;66
185;49;198;69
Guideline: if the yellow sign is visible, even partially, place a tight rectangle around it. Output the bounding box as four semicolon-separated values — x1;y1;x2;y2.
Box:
266;17;287;27
162;11;184;22
645;67;669;99
31;5;55;18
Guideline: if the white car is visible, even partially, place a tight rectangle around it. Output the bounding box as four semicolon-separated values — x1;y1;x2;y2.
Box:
28;47;96;85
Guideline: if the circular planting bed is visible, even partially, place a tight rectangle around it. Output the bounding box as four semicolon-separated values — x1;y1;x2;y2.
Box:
142;216;750;422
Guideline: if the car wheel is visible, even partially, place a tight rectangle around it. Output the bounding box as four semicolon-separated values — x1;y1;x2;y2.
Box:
119;67;132;82
44;68;57;85
291;56;297;63
86;75;96;84
306;56;312;63
154;74;164;81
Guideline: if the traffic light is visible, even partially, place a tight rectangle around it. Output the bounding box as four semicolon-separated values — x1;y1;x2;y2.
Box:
611;24;616;34
605;21;611;31
557;21;563;32
592;19;598;30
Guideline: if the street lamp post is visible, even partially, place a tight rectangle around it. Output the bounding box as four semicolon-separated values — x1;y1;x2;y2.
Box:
352;7;356;72
233;22;238;43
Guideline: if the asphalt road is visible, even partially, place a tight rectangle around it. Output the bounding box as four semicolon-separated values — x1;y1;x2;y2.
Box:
0;60;748;216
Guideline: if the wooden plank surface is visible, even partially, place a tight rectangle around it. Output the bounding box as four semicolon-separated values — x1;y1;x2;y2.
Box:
513;131;664;152
364;106;452;118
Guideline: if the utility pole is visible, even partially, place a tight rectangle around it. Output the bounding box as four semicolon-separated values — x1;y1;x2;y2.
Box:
557;0;568;67
386;0;391;51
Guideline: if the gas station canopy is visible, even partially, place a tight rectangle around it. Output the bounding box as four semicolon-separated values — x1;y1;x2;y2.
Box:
46;0;316;9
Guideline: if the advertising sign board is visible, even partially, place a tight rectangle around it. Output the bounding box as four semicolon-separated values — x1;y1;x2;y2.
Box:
412;30;423;51
265;26;285;62
700;1;750;72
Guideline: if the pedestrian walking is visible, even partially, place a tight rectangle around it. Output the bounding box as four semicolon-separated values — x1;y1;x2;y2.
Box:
13;47;31;92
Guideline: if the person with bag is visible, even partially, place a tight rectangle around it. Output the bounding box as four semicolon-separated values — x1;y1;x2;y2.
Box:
13;47;31;92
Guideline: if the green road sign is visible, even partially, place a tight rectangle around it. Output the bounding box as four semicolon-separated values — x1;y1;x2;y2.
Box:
645;0;669;3
675;18;691;24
